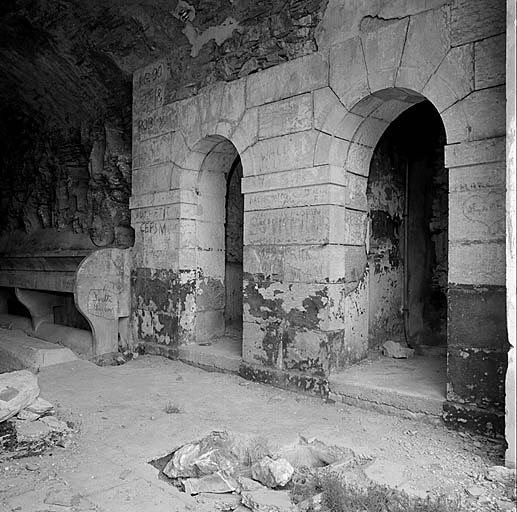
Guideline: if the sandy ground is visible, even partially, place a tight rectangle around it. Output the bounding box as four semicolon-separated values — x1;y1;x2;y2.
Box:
0;355;514;511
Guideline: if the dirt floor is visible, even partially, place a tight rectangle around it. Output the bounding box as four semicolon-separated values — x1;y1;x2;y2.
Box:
0;355;515;511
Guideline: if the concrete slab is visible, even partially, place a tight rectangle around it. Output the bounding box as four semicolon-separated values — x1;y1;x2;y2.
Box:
0;327;78;373
178;334;242;374
329;352;446;419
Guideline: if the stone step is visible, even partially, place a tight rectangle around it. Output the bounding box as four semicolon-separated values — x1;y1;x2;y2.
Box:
178;337;242;374
0;327;78;373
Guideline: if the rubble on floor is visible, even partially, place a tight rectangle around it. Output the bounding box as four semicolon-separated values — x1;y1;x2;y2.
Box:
152;432;517;511
381;340;415;359
0;369;73;460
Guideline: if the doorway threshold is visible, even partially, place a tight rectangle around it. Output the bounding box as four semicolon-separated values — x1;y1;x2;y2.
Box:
178;334;242;374
328;350;446;422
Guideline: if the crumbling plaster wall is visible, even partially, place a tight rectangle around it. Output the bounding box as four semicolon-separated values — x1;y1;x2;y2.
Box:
131;0;508;426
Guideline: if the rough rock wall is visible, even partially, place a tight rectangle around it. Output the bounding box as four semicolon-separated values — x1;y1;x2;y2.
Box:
0;108;133;249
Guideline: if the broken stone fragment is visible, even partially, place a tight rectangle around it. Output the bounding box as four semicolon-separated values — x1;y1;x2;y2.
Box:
14;418;53;442
280;436;356;469
381;340;415;359
0;370;39;422
44;488;81;508
251;456;294;488
238;476;267;492
39;415;70;433
16;409;40;421
25;397;54;416
485;465;517;484
183;470;238;495
241;489;296;512
297;492;323;512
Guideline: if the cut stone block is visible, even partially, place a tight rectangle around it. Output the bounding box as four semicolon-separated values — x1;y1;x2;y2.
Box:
475;34;506;89
0;328;78;375
450;0;506;46
258;93;312;139
445;137;505;168
396;8;450;93
329;37;370;111
442;86;506;144
361;17;409;92
422;44;474;113
246;52;328;107
449;242;505;286
251;131;317;175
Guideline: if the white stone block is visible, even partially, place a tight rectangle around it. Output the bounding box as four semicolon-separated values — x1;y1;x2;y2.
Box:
343;209;368;246
475;34;506;89
133;105;178;142
449;242;505;286
221;78;246;123
244;205;346;245
445;137;505;168
345;172;368;211
346;143;374;176
361;17;409;93
246;52;328;107
241;165;346;194
133;132;173;169
442;86;506;144
330;36;370;111
258;93;312;139
231;107;259;155
449;187;505;243
396;8;450;93
351;117;388;147
422;44;474;113
244;184;346;211
132;164;172;196
252;130;318;175
450;0;505;47
313;132;350;167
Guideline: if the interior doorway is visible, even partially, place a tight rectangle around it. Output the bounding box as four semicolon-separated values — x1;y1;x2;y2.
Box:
330;99;448;416
224;157;243;339
367;100;448;354
179;136;243;371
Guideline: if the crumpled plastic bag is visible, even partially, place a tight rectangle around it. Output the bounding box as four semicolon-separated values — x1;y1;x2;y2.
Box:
163;431;239;479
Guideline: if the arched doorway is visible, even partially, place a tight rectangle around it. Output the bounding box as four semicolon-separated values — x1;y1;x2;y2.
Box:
329;88;448;415
367;101;447;354
179;135;243;366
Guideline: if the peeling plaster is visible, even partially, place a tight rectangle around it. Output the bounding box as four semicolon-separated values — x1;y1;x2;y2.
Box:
183;17;242;57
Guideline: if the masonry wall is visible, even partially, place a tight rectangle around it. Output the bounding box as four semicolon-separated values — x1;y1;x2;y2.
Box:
131;0;508;430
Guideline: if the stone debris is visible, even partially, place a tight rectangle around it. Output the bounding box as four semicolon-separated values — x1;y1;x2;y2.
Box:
280;436;356;469
297;492;323;512
14;419;53;442
238;476;266;492
25;397;54;416
44;488;81;507
0;370;39;422
16;409;40;421
251;456;294;488
39;415;69;433
485;465;517;484
381;340;415;359
241;489;296;512
183;471;238;495
0;371;72;460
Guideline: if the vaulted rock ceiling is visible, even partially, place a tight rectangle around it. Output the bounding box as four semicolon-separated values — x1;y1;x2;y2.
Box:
0;0;325;240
